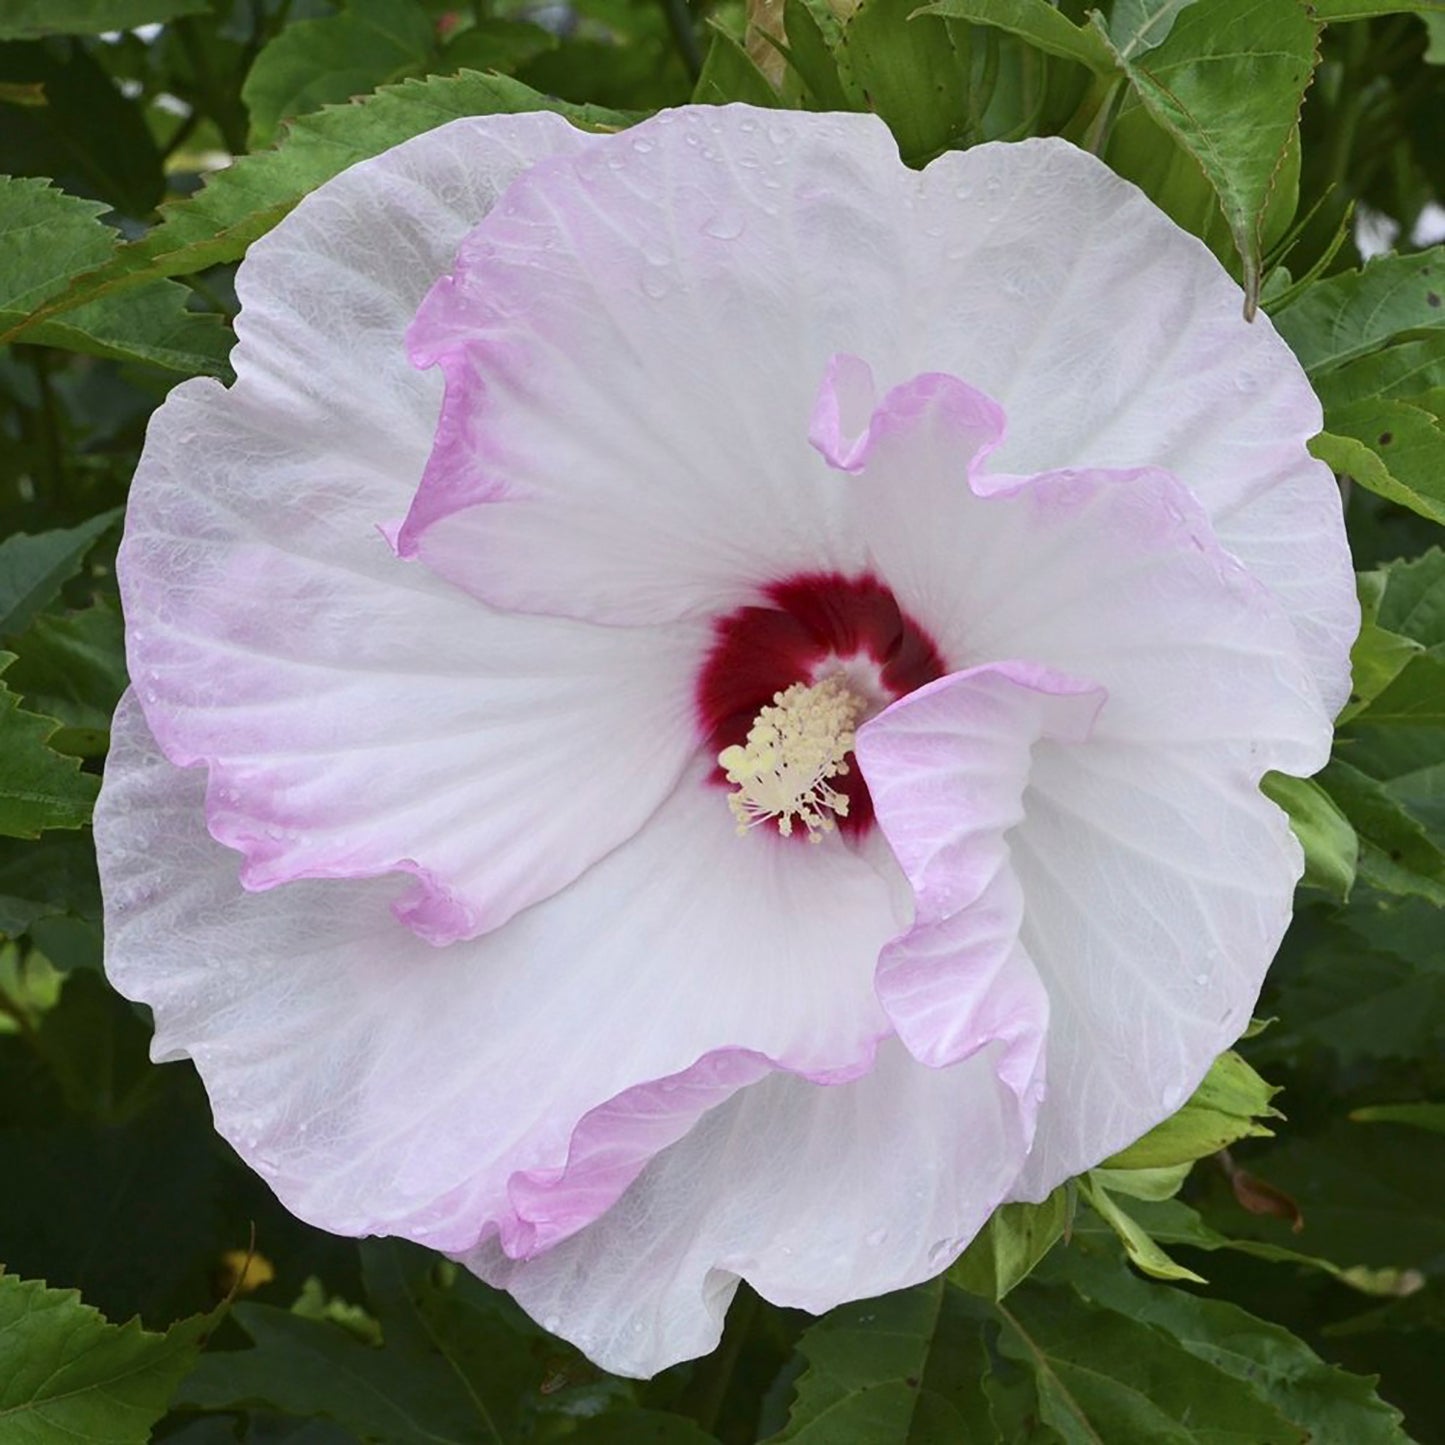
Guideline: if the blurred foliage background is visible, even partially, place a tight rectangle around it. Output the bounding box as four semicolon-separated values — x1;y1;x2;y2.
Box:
2;0;1445;1440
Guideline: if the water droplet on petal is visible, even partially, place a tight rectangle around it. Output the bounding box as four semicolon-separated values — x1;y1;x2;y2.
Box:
927;1238;955;1266
640;271;670;300
702;209;745;240
632;136;654;153
1161;1082;1185;1111
543;1314;561;1332
866;1227;888;1247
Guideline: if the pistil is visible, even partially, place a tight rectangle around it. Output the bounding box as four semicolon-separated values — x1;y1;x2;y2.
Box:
717;674;867;841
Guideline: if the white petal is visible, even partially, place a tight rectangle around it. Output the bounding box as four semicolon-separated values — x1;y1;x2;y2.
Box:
1010;737;1303;1194
396;108;918;622
856;662;1104;1084
394;113;1353;715
467;1038;1026;1377
908;139;1356;712
119;114;707;943
98;696;902;1254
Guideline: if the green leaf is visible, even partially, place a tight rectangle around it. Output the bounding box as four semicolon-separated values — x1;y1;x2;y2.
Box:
1260;772;1358;899
1258;898;1445;1067
0;658;99;838
1089;1162;1193;1201
0;177;229;375
0;1275;219;1444
951;1189;1071;1301
770;1279;979;1441
1106;0;1204;59
1103;1050;1279;1170
568;1414;720;1443
0;831;100;939
4;600;127;757
1367;547;1445;644
1318;759;1445;903
693;26;786;106
1351;1101;1445;1132
241;0;438;148
0;511;118;639
1274;246;1445;376
1075;1194;1345;1277
838;0;975;161
1310;0;1445;19
1105;98;1301;267
0;0;208;38
916;0;1114;72
1346;622;1424;722
0;175;114;317
781;0;865;110
1100;0;1320;309
177;1240;545;1443
19;284;233;377
1313;399;1445;526
995;1280;1303;1443
1080;1178;1207;1283
2;71;630;343
1056;1249;1412;1443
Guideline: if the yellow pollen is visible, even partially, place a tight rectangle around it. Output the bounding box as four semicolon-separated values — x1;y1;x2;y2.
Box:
717;674;867;842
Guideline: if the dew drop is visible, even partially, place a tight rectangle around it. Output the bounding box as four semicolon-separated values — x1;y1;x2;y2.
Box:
631;136;654;153
866;1227;888;1247
543;1314;561;1332
1161;1082;1185;1111
642;241;670;267
702;209;746;240
927;1238;955;1266
1194;972;1210;987
640;271;670;300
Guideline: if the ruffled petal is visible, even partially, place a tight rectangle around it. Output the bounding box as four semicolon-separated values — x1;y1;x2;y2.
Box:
119;113;712;944
831;366;1330;775
397;111;1353;713
397;108;916;622
98;695;902;1254
1009;737;1304;1195
467;1038;1027;1378
855;663;1105;1088
907;139;1356;713
829;366;1331;1187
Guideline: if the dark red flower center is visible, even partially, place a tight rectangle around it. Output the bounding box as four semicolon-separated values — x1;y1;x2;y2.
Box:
695;573;947;836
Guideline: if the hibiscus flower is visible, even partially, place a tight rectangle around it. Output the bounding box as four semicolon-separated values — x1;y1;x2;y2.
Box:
95;105;1357;1376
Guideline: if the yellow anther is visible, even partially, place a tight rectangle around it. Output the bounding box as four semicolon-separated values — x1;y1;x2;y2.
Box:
717;674;866;841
